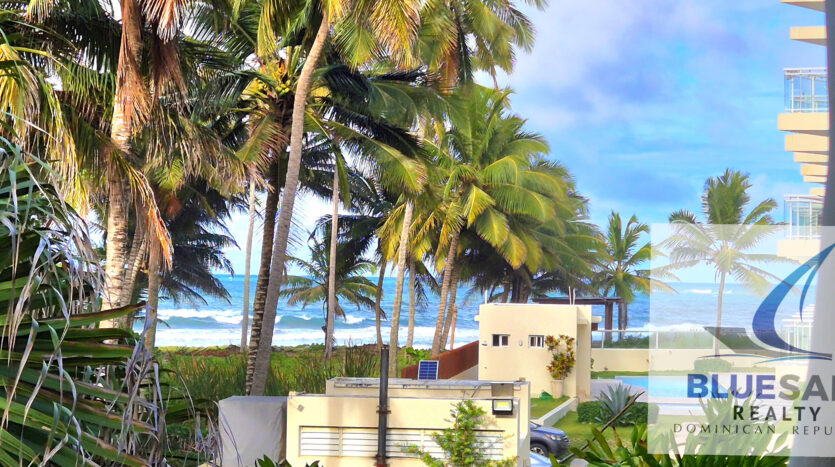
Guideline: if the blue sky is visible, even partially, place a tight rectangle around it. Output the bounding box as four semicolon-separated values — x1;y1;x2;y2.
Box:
220;0;827;275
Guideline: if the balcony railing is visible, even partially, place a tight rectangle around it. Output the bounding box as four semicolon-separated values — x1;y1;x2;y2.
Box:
785;67;828;112
785;194;823;239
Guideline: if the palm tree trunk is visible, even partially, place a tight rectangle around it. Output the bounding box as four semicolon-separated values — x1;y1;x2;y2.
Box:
325;169;339;360
241;178;257;352
388;202;413;377
623;302;629;330
616;301;626;340
104;0;144;315
500;279;510;303
431;229;460;356
144;234;161;350
246;13;331;396
714;273;726;356
120;234;146;307
374;261;388;351
406;255;417;348
248;163;280;363
104;168;129;314
440;264;460;351
121;236;147;330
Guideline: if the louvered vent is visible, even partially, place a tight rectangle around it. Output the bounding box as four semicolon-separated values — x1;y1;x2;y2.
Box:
299;427;505;458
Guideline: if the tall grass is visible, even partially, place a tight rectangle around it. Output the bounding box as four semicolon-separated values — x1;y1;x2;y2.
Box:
162;344;381;408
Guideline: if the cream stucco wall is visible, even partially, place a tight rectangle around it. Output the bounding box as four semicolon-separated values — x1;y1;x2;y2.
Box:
286;379;531;467
476;304;592;401
592;349;649;372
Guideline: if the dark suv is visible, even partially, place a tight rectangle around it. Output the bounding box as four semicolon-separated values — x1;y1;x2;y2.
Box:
530;421;570;457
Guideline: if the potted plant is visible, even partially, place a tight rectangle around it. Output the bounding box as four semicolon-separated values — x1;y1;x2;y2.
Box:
545;334;576;397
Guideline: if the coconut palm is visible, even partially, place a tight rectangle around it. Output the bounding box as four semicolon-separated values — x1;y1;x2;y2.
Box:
417;0;546;86
664;169;787;355
596;212;653;336
249;0;426;395
408;85;574;355
103;0;195;311
279;237;378;342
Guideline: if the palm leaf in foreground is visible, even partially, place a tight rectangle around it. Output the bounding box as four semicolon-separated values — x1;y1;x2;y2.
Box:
1;144;166;465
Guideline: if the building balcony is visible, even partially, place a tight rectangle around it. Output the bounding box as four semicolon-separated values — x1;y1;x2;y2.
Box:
791;26;826;46
778;195;824;260
785;133;829;153
785;194;823;239
785;68;828;113
781;0;825;12
778;112;828;135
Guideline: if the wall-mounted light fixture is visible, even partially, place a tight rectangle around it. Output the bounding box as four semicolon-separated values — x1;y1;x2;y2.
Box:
492;399;513;416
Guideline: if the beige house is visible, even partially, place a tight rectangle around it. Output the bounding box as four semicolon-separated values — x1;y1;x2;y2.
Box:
476;303;593;402
285;378;532;467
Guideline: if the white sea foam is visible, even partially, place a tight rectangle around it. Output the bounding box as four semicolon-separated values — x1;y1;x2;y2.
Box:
154;325;479;349
343;315;365;325
689;289;712;295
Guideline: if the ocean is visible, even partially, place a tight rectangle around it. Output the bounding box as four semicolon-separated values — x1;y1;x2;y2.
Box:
144;275;810;348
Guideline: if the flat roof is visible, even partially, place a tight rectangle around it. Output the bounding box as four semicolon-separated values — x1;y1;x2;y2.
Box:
329;377;528;390
533;297;623;305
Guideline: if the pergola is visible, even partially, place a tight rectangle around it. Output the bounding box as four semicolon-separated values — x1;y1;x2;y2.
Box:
532;297;625;333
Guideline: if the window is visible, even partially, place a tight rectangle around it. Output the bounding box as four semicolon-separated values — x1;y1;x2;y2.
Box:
529;335;545;348
492;334;509;347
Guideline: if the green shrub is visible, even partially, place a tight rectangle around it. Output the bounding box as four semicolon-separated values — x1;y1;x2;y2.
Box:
404;400;516;466
576;401;657;426
693;358;732;373
606;336;649;348
577;401;608;423
597;384;631;420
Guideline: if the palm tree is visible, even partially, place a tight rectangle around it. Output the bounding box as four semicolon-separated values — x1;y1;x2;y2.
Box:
103;0;191;310
414;85;563;355
664;169;787;356
241;172;258;351
417;0;546;87
249;0;427;395
596;212;653;338
280;237;378;342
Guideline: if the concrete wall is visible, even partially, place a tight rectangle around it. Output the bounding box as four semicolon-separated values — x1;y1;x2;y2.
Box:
476;304;592;401
651;349;716;371
286;379;531;467
451;365;478;380
592;349;649;372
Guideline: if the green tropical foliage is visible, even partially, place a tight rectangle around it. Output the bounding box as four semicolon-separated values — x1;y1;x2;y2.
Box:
280;236;378;322
404;400;516;467
596;211;667;331
1;145;166;465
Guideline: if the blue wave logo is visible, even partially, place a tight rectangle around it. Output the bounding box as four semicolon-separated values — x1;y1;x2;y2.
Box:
703;243;835;364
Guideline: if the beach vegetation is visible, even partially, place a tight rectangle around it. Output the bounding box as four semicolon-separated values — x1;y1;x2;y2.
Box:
0;145;171;464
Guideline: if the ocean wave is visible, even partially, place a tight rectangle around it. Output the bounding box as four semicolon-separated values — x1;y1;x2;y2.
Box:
628;322;712;333
344;315;365;325
688;289;712;295
154;325;480;349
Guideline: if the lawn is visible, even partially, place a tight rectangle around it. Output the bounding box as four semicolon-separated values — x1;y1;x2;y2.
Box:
553;411;629;449
530;396;569;418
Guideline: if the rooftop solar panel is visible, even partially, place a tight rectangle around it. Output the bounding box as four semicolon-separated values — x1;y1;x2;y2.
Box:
417;360;439;380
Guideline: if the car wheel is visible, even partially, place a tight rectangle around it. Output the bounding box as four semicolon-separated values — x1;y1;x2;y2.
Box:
530;442;549;455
